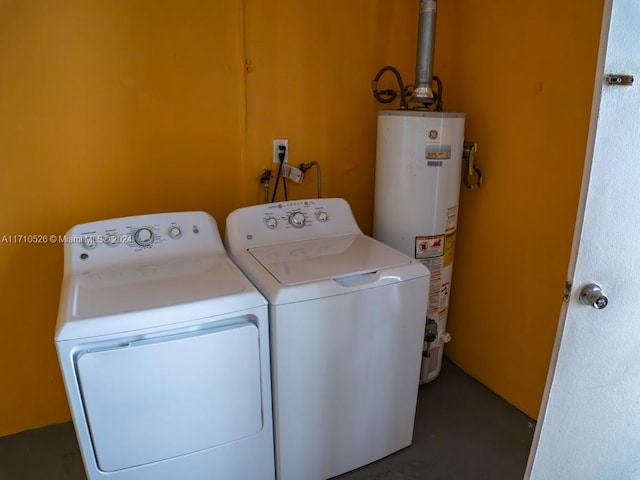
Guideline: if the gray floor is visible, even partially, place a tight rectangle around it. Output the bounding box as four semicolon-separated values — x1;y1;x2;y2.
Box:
0;359;535;480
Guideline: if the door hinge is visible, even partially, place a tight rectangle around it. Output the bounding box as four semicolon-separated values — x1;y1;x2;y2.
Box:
563;281;572;303
605;74;634;86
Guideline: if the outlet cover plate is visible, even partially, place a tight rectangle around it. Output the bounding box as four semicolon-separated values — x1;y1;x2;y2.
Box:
273;139;289;163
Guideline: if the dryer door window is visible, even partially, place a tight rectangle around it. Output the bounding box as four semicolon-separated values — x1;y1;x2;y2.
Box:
75;321;262;472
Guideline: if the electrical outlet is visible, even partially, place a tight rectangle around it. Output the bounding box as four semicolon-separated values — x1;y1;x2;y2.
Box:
273;139;289;163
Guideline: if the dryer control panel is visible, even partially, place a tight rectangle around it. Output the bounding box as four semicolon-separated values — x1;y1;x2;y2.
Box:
64;211;224;273
225;198;363;254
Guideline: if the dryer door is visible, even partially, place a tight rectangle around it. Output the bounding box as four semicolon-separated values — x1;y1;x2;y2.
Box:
75;321;262;472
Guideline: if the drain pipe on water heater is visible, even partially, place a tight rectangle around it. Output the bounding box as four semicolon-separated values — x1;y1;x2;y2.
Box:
371;0;483;383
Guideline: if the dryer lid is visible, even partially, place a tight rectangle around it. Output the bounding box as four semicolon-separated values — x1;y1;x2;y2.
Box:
70;254;250;320
248;234;412;286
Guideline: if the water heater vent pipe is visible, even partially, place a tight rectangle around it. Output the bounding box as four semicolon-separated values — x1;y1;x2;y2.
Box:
411;0;438;105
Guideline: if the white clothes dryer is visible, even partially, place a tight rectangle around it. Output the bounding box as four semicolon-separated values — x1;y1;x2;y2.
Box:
55;212;275;480
225;198;430;480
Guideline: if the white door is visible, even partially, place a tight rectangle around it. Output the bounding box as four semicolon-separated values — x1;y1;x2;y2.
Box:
525;1;640;478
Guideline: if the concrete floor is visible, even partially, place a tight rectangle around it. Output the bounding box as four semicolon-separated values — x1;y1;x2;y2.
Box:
0;359;535;480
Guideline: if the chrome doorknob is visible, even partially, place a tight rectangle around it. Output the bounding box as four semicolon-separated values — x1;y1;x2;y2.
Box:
579;283;609;309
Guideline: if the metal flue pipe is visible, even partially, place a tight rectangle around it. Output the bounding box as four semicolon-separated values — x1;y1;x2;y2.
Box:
411;0;437;104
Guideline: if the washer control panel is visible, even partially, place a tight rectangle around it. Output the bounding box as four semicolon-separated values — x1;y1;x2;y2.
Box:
66;211;223;272
226;198;363;254
259;200;331;231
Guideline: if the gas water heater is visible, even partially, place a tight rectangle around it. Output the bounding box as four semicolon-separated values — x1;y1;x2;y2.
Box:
374;111;465;383
372;0;481;383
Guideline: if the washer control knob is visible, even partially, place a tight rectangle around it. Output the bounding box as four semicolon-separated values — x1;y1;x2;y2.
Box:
265;217;278;229
83;236;97;250
289;212;306;228
315;211;329;223
168;226;182;239
134;227;154;247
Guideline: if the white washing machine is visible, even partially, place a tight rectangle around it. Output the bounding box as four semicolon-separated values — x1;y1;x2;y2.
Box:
225;198;430;480
55;212;275;480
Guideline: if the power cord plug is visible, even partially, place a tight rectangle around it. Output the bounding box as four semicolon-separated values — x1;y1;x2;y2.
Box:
271;146;288;202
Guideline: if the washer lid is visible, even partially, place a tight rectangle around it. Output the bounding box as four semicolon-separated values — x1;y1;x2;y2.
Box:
248;234;412;286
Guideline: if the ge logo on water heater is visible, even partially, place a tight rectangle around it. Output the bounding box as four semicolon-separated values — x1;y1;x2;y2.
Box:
428;129;439;140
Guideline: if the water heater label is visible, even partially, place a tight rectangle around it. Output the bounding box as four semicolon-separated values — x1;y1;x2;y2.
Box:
440;281;450;313
417;231;455;317
421;257;442;316
443;229;456;268
424;126;452;162
415;235;444;259
446;206;458;230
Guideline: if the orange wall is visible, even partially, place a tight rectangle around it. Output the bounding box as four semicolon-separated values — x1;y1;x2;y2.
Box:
242;0;419;230
0;0;606;436
0;0;418;436
434;1;605;417
0;0;246;435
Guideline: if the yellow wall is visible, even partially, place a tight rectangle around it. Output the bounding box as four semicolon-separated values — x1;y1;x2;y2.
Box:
0;0;418;436
435;1;605;418
0;0;606;436
0;0;246;435
242;0;419;228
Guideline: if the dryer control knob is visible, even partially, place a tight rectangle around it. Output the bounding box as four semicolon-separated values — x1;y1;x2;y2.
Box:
82;236;97;250
289;212;306;228
315;211;329;223
103;234;118;247
265;217;278;229
168;226;182;239
134;227;154;247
